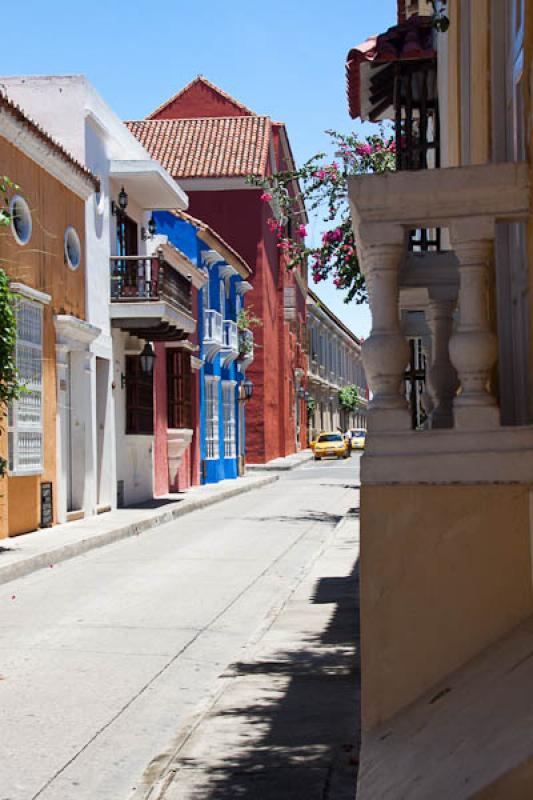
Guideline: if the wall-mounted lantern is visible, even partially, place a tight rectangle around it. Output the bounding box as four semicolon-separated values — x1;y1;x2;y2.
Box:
243;378;253;400
139;341;156;375
111;186;129;216
141;215;157;241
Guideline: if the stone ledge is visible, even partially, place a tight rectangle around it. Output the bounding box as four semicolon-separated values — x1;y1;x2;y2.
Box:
361;426;533;484
357;616;533;800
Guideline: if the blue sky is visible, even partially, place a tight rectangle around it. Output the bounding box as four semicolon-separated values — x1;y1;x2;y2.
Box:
4;0;397;336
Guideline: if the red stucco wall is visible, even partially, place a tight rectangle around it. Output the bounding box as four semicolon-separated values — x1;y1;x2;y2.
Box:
187;188;307;464
153;342;169;496
149;80;251;120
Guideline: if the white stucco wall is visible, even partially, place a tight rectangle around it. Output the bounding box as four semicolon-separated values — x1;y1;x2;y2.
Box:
113;332;154;507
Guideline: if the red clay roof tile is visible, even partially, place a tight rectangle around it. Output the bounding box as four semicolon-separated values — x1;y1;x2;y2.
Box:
125;115;271;179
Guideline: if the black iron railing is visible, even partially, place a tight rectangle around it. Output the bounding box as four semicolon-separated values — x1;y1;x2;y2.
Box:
110;254;192;315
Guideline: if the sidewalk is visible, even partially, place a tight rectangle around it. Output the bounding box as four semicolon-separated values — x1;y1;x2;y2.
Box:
133;509;361;800
0;473;278;587
246;448;314;472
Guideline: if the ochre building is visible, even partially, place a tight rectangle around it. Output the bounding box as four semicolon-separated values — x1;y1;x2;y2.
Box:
347;1;533;797
0;93;97;537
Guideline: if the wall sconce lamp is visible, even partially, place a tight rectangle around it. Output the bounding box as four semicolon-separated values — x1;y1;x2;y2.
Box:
139;341;156;375
243;378;253;400
297;386;306;399
111;186;129;216
141;215;157;241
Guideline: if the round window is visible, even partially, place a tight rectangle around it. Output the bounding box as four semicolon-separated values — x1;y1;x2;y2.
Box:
9;195;32;245
64;226;82;270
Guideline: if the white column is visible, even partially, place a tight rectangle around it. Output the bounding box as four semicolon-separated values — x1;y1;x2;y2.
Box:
55;345;70;524
425;289;459;429
359;226;410;432
449;219;499;429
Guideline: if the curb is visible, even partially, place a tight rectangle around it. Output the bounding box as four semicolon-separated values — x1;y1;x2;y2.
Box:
0;474;279;588
246;453;313;472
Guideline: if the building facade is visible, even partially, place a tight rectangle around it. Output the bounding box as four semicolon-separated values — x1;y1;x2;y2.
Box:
306;289;367;439
3;76;194;510
347;2;533;797
127;77;308;464
0;92;98;537
153;210;254;487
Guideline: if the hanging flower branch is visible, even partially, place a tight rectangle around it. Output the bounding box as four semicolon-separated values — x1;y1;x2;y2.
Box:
247;127;395;304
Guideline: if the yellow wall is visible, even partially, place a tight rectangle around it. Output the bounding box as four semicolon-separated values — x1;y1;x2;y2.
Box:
0;137;87;537
360;483;533;730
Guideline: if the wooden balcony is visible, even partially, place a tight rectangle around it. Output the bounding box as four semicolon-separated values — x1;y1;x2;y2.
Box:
110;252;194;341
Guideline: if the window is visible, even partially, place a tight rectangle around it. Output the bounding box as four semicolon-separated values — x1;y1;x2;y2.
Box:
205;376;219;459
9;195;32;246
8;299;43;474
219;280;226;318
202;281;209;320
222;381;237;459
64;226;82;270
125;355;153;434
167;349;192;429
235;293;241;317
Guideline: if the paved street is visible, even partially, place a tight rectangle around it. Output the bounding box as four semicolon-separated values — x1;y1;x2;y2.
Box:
0;456;360;800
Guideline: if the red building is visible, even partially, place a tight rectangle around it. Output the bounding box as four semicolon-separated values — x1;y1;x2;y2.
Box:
127;77;308;464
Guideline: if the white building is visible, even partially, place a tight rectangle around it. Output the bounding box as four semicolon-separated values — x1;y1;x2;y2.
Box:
3;75;190;512
307;289;367;439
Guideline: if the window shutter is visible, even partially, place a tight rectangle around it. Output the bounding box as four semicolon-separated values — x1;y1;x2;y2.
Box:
126;356;154;435
167;349;192;429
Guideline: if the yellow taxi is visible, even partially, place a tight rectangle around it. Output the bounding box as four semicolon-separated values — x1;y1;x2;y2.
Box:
348;429;366;450
313;432;350;461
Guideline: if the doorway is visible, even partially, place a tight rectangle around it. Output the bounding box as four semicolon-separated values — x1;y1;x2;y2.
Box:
96;357;110;508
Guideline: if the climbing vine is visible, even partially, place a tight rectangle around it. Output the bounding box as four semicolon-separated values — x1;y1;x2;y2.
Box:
0;176;22;477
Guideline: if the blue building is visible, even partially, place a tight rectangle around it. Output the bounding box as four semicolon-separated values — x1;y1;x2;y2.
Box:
154;211;254;485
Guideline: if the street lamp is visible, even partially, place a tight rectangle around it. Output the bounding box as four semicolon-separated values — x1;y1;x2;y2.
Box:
139;342;156;375
243;378;253;400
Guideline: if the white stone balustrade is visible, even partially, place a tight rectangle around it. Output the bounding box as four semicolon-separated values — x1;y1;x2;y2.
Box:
356;226;410;432
425;291;459;429
449;220;499;429
345;162;533;485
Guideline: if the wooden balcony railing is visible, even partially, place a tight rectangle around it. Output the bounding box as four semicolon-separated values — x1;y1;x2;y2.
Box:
110;254;192;316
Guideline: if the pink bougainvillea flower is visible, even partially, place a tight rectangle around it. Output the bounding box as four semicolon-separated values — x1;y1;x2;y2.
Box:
261;192;273;202
356;143;373;156
298;224;307;238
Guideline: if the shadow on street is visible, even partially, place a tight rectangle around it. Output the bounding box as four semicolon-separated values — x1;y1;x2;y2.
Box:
171;541;361;799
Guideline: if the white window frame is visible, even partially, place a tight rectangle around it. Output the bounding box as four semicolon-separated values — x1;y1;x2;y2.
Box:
9;297;44;475
219;280;226;318
205;375;220;460
202;281;209;314
222;380;237;459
